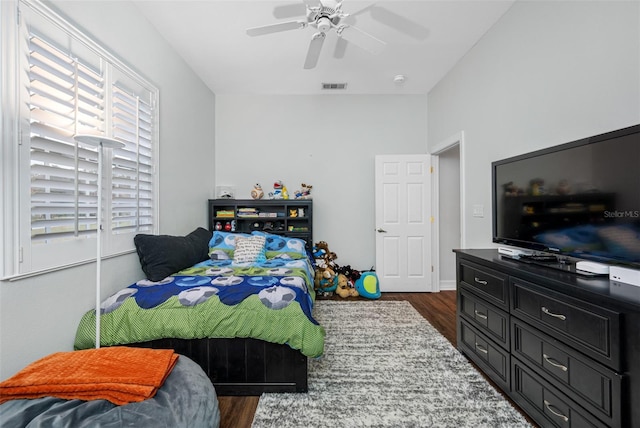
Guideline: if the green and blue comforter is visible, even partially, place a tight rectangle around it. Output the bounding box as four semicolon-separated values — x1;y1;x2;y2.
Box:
74;257;325;358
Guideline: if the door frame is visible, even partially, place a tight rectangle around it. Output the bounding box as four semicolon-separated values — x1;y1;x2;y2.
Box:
375;154;432;292
430;131;466;292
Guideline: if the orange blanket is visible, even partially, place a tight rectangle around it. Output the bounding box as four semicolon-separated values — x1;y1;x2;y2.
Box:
0;347;179;405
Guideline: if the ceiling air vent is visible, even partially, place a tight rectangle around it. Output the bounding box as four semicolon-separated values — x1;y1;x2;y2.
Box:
321;82;347;90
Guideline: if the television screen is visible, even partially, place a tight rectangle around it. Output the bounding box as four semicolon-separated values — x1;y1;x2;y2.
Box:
492;124;640;268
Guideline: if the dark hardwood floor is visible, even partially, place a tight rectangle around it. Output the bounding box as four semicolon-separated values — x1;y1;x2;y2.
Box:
217;291;535;428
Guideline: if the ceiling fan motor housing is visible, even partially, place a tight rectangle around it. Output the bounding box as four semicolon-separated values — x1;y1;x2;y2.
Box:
316;16;332;32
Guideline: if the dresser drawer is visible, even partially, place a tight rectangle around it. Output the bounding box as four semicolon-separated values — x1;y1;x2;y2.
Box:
512;319;622;427
511;279;621;370
511;358;608;428
459;286;509;350
458;318;510;391
459;260;509;310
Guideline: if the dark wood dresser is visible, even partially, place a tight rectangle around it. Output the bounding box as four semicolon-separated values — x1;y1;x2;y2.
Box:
455;249;640;427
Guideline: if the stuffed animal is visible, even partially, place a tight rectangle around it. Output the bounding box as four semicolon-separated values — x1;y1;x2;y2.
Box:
295;183;313;199
314;241;337;267
315;267;337;295
355;271;380;299
335;264;361;285
335;273;359;298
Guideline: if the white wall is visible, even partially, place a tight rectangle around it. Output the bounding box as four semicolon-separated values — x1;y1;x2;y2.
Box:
427;0;640;249
0;0;215;379
215;94;428;270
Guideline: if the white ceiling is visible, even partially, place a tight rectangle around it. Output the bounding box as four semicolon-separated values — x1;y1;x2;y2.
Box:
134;0;515;95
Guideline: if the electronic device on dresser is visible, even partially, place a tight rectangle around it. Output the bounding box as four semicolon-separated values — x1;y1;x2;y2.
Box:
492;124;640;276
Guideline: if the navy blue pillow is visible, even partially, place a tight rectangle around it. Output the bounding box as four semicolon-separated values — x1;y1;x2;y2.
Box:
134;227;212;282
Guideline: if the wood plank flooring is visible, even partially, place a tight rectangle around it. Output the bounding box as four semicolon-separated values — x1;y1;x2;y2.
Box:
216;291;534;428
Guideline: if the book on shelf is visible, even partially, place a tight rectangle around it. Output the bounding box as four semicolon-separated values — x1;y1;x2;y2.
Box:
237;208;259;218
216;210;234;218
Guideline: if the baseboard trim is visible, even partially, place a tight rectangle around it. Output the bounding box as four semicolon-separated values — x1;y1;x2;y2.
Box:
439;280;456;291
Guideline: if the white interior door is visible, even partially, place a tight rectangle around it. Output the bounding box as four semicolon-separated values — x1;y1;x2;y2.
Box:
375;155;432;292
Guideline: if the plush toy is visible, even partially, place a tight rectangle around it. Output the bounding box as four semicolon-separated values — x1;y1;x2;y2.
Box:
314;241;337;267
355;271;380;299
313;240;340;295
251;183;264;199
282;186;289;200
315;267;337;295
335;273;359;298
335;264;361;285
295;183;313;199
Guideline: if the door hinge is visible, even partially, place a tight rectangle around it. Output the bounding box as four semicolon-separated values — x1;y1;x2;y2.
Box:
430;166;434;173
16;7;21;25
19;247;24;263
430;216;434;223
431;266;434;272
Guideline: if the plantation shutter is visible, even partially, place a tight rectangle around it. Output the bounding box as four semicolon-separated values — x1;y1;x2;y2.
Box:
28;32;105;243
111;84;155;234
7;0;159;276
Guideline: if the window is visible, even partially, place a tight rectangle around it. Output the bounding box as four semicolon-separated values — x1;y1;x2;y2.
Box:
1;0;158;278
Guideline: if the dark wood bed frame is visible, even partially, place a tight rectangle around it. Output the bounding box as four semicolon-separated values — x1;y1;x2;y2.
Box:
130;337;308;395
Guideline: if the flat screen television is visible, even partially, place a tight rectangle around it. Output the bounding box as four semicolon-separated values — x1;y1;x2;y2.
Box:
492;124;640;269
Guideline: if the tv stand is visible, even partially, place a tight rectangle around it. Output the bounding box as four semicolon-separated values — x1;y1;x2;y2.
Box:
455;249;640;428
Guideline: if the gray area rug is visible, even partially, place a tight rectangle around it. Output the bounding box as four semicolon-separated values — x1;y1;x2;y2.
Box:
252;300;531;428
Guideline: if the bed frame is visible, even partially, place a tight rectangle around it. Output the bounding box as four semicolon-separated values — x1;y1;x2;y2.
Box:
130;338;308;395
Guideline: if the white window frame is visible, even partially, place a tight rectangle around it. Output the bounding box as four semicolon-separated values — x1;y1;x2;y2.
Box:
0;0;159;279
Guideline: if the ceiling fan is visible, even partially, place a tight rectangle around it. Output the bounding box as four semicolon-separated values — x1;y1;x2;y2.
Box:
246;0;393;69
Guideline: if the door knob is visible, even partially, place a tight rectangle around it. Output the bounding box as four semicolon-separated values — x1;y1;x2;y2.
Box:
377;228;387;233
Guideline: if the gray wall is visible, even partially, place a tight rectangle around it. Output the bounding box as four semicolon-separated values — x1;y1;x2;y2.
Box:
215;94;428;270
428;0;640;249
438;145;460;288
0;0;215;379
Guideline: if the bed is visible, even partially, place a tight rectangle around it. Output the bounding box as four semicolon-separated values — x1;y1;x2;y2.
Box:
0;351;220;428
74;228;325;395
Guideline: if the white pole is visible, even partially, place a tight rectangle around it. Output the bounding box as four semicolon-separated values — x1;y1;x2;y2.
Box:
74;135;124;349
95;143;103;349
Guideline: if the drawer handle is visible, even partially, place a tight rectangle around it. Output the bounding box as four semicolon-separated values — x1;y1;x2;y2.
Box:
474;310;488;320
475;342;488;354
541;306;567;321
474;277;488;285
543;354;568;372
544;400;569;422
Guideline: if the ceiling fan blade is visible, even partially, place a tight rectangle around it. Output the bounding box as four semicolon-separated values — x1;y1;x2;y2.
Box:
333;36;348;59
338;25;386;55
246;21;305;37
302;0;322;8
341;3;375;25
370;6;429;40
304;32;326;69
273;3;307;19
